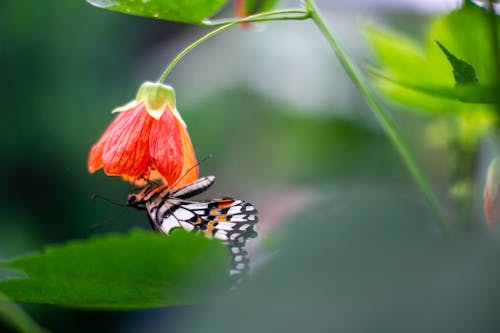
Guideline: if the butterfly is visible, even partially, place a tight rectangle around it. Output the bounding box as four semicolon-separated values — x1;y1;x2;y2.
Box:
127;176;258;284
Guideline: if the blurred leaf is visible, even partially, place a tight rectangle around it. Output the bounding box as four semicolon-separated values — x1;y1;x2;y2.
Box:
165;188;500;333
0;230;228;310
183;89;406;187
0;293;50;333
244;0;280;15
435;41;479;85
364;1;499;147
367;67;494;104
86;0;228;24
364;1;499;103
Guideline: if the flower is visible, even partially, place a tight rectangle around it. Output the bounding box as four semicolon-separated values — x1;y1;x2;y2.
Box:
235;0;251;29
484;157;500;228
88;82;198;188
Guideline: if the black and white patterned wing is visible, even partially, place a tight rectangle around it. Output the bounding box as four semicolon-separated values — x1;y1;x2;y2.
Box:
170;176;215;199
145;197;258;282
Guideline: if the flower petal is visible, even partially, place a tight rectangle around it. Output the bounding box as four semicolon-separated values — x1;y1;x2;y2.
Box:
88;137;106;173
149;108;183;186
173;119;198;189
101;104;154;177
88;107;133;173
121;167;167;185
112;100;138;114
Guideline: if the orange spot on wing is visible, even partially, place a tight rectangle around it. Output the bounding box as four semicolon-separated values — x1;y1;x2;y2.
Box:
204;221;216;235
218;199;235;208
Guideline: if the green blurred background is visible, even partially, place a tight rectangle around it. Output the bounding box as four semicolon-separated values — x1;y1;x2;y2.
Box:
3;0;500;332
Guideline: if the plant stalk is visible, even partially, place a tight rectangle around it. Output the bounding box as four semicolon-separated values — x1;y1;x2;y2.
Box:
304;0;449;232
158;9;309;83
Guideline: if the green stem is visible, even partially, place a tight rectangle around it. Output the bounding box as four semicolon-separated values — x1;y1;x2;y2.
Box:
304;0;449;232
158;9;309;83
486;0;500;115
202;9;309;27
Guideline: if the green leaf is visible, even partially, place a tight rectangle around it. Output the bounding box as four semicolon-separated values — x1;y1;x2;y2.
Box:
0;230;228;309
435;40;479;86
363;1;500;147
0;293;50;333
86;0;228;24
364;1;500;105
244;0;280;15
367;66;494;103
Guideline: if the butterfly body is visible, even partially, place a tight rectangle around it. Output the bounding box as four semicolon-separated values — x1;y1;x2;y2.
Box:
127;176;258;282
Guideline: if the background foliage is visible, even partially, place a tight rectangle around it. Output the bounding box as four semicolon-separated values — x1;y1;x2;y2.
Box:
1;0;499;332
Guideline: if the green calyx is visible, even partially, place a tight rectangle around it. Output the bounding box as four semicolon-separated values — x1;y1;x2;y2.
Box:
136;81;176;120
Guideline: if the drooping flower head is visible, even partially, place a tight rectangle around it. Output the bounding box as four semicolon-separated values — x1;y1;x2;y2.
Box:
88;82;198;189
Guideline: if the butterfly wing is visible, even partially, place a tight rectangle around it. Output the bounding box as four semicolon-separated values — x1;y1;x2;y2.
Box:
170;176;215;199
145;197;258;282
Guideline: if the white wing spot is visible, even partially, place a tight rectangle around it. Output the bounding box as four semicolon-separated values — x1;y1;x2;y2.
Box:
173;208;195;220
161;215;181;234
228;215;247;222
227;206;243;215
213;230;228;241
179;221;195;231
215;222;236;231
183;203;210;210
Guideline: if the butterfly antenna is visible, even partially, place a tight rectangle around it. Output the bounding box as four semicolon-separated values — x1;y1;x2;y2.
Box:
91;194;128;208
90;208;127;232
170;154;213;189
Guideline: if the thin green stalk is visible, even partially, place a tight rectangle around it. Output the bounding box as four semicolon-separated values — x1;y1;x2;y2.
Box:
158;9;309;83
486;0;500;115
304;0;449;232
202;9;309;27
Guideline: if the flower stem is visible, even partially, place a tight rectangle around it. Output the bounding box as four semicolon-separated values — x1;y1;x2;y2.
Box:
157;9;310;83
304;0;449;232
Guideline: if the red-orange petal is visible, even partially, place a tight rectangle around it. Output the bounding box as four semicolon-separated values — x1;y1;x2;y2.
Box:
101;104;154;177
88;108;131;173
149;108;183;187
173;120;198;189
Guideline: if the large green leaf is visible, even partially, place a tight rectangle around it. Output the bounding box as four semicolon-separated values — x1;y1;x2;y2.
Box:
0;230;228;309
86;0;228;24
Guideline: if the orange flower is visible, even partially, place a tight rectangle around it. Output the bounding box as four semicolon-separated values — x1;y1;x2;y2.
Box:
88;82;198;189
484;157;500;228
